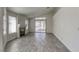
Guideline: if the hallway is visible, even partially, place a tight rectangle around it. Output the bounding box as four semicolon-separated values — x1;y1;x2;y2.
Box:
5;33;69;52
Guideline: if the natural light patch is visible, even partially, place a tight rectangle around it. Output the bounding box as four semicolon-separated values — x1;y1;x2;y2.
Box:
3;15;7;35
8;16;16;34
35;17;46;20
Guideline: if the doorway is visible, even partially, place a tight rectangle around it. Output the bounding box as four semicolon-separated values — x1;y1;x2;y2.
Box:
35;20;46;33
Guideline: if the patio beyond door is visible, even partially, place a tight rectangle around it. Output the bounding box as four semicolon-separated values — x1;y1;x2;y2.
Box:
35;20;46;32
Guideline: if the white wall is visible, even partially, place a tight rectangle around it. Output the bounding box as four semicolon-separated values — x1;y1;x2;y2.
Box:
29;14;53;33
46;14;52;33
3;8;8;48
18;15;26;27
25;19;29;34
29;18;35;32
52;7;79;52
0;8;4;51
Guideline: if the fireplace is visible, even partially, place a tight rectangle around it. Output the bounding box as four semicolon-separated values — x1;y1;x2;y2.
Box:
19;27;25;37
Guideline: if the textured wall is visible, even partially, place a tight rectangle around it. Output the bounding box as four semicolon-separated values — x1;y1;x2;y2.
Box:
0;8;4;51
52;7;79;51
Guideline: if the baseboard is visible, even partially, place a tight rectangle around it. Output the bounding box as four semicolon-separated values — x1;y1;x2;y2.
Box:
51;33;71;52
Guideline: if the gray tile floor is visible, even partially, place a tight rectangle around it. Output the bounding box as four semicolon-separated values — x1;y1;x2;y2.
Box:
5;33;70;52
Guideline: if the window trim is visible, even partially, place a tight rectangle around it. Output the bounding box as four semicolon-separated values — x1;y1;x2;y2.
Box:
8;16;17;34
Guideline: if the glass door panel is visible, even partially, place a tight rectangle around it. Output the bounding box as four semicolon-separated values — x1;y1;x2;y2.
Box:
35;20;46;32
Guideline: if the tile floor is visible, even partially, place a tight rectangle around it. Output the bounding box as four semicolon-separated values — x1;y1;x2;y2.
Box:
5;33;70;52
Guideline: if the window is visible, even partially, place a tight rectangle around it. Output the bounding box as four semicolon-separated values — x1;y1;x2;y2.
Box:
35;20;46;32
8;16;16;34
35;17;46;32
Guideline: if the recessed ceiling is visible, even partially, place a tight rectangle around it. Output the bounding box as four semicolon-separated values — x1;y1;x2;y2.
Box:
7;7;54;18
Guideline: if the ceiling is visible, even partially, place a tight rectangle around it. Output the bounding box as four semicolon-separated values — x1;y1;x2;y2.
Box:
7;7;54;18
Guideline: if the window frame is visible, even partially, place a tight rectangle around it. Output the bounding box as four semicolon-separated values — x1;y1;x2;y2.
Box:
8;16;17;34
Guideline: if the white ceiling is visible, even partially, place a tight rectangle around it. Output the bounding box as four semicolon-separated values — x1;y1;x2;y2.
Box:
7;7;54;18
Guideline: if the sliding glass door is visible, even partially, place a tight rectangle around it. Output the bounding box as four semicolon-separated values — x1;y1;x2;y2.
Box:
35;20;46;32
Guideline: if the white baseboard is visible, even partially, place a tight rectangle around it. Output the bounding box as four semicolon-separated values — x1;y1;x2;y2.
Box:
52;32;71;52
